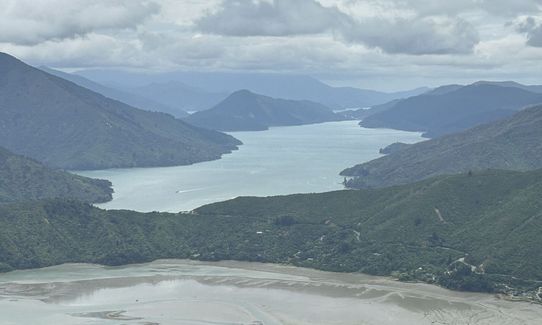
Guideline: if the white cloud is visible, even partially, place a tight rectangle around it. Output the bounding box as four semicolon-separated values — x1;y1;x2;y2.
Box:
0;0;160;45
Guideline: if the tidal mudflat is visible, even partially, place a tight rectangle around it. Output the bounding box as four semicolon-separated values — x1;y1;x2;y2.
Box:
0;260;540;325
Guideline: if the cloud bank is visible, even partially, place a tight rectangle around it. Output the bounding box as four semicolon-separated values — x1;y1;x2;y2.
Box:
195;0;480;55
0;0;541;90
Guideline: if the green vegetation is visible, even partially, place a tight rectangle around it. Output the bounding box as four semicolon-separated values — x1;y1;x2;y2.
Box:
360;83;542;137
2;169;542;300
0;146;112;204
0;52;240;170
342;105;542;189
184;90;344;131
379;142;411;155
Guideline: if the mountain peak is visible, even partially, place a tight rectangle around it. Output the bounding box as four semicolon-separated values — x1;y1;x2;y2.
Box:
229;89;257;97
185;90;341;131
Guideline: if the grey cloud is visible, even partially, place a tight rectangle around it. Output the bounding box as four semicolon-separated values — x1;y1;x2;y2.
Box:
0;0;160;45
395;0;541;17
195;0;480;55
478;0;541;16
528;26;542;46
342;17;480;55
517;17;542;47
196;0;344;36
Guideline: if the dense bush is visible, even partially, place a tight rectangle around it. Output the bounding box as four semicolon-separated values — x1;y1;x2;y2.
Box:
1;169;542;300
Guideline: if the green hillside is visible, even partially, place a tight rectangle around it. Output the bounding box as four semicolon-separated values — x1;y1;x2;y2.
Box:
1;169;542;300
0;53;240;170
342;105;542;189
0;146;112;204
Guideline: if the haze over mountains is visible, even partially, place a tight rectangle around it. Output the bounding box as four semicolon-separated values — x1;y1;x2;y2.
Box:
0;53;240;170
359;82;542;137
131;81;227;115
185;90;344;131
77;70;429;111
39;67;188;117
342;105;542;188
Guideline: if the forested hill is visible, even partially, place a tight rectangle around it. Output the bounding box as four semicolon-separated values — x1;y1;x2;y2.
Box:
1;169;542;300
359;83;542;138
184;90;344;131
0;52;240;170
342;105;542;189
0;146;112;204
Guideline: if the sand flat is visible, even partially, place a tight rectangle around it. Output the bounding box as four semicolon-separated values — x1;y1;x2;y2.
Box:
0;260;540;324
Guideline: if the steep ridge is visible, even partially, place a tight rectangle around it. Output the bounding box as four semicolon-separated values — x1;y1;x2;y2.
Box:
359;83;542;137
39;67;188;117
0;53;240;170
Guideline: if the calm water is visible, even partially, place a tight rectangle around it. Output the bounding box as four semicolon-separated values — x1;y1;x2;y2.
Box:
1;260;540;325
78;121;423;212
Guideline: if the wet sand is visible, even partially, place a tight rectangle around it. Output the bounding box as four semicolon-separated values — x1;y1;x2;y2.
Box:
0;260;540;324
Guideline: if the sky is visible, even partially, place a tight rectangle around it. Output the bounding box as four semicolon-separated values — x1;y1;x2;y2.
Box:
1;0;542;91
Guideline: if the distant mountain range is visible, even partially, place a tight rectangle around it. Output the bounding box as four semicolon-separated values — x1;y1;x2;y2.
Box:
184;90;345;131
0;146;112;204
473;80;542;93
76;69;429;110
358;82;542;137
342;105;542;188
39;67;188;117
130;81;227;115
0;53;240;170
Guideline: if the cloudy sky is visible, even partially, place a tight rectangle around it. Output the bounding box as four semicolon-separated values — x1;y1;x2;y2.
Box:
1;0;542;90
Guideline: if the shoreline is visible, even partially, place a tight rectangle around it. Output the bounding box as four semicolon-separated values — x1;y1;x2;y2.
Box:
1;259;541;325
2;258;540;305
